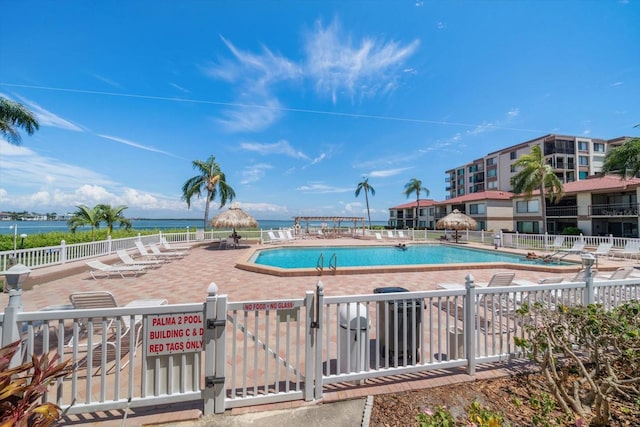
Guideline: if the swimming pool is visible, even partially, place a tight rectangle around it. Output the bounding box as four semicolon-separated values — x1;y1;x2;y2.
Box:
238;244;576;277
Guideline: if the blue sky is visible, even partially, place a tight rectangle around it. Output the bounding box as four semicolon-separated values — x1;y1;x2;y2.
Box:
1;1;638;222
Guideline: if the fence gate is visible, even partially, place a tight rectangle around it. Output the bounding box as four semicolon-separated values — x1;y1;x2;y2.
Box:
203;286;316;414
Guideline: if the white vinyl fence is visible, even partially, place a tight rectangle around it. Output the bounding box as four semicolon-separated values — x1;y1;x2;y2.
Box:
2;271;639;421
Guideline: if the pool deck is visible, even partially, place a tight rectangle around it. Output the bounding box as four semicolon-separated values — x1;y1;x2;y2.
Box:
0;237;631;426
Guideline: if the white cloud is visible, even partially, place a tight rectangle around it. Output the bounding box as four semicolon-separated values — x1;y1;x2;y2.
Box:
215;98;283;133
170;83;191;93
241;163;273;184
13;95;83;132
304;19;420;102
369;167;412;178
436;21;446;30
240;139;308;159
610;81;624;87
97;134;182;158
235;201;289;214
91;73;122;88
296;182;352;194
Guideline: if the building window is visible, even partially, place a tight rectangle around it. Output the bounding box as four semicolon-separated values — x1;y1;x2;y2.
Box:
487;169;497;178
578;141;588;151
510;164;517;172
457;169;465;176
429;207;435;215
469;203;485;214
516;221;539;234
487;181;497;189
579;156;589;166
593;142;605;152
516;200;539;213
476;220;486;231
486;157;496;166
579;171;588;179
510;151;517;160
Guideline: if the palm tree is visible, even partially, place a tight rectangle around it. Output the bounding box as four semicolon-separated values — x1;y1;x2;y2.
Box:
510;145;563;235
67;205;102;240
98;204;132;235
403;178;429;229
0;96;40;145
602;136;640;178
182;155;236;230
355;177;376;229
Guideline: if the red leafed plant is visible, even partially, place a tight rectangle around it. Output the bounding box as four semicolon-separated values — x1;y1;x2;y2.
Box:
0;341;73;427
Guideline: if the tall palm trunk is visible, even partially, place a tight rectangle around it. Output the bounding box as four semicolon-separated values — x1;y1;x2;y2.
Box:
415;195;420;229
365;190;371;229
203;190;212;230
540;184;547;235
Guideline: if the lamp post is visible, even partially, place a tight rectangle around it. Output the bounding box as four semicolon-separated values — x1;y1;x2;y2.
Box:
581;253;596;305
19;234;27;249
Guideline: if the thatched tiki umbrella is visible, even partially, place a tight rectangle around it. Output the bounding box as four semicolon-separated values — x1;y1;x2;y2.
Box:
436;209;477;243
209;203;258;236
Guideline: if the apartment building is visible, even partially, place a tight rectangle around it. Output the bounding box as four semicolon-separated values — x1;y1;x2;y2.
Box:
445;134;613;199
513;174;640;237
434;191;514;232
387;200;437;229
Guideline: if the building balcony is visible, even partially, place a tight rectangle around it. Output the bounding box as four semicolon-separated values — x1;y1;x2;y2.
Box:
590;203;639;217
545;203;640;217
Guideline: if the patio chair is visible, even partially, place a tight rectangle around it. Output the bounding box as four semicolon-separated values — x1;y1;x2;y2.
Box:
477;272;516;288
134;241;177;260
558;241;586;258
618;241;640;261
549;235;565;251
116;249;164;268
595;266;634;281
160;237;191;251
86;260;147;280
375;232;383;240
570;268;598;282
149;243;186;258
68;291;164;371
267;230;285;243
591;243;613;266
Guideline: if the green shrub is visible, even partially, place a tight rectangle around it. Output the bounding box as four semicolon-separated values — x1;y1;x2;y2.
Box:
560;227;582;235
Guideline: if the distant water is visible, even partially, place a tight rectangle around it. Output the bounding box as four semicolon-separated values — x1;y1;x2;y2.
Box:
0;219;389;235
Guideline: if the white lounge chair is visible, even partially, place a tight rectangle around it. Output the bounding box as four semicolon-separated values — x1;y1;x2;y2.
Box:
375;232;383;240
267;230;285;243
117;250;164;268
160;237;191;251
86;260;146;279
398;230;408;239
596;266;634;281
549;235;565;251
134;241;177;260
149;243;186;258
557;241;586;258
618;241;640;261
69;291;167;370
283;229;295;241
592;243;613;265
386;230;394;239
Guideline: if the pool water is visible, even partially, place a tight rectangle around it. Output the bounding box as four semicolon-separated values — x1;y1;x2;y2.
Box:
252;245;568;269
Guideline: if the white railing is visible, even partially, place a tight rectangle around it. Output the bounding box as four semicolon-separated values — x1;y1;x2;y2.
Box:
2;275;639;419
2;228;638;272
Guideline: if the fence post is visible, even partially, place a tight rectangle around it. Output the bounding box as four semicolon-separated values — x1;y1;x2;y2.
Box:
314;280;325;400
186;227;190;243
202;282;228;415
107;235;112;254
304;290;316;401
60;240;67;264
1;288;23;367
582;254;596;306
543;232;549;252
464;274;477;376
481;229;485;244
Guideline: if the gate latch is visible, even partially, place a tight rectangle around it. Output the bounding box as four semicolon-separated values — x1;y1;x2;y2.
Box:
207;319;226;329
205;376;225;388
